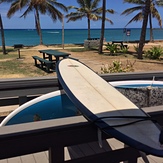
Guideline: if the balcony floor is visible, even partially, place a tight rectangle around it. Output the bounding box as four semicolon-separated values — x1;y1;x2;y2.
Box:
0;138;162;163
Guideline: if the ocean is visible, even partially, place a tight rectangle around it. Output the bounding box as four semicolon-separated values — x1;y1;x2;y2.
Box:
1;28;163;46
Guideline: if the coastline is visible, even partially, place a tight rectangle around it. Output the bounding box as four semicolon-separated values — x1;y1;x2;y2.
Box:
7;39;163;49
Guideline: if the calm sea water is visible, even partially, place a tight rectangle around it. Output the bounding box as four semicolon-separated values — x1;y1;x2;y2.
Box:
1;28;163;46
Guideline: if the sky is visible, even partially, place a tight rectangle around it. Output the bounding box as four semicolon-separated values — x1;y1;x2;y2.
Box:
0;0;163;29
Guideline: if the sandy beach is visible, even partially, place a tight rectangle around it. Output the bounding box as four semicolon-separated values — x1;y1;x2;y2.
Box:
1;41;163;79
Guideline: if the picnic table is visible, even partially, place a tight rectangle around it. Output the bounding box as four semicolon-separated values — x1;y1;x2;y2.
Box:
39;49;71;63
112;41;128;49
32;49;71;73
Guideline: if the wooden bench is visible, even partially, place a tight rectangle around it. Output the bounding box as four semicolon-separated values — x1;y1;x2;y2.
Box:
112;41;128;49
32;56;55;72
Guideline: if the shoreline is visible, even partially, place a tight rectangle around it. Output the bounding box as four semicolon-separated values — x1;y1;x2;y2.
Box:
5;39;163;49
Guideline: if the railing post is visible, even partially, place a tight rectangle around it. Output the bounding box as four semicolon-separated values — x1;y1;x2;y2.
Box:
19;96;27;105
126;157;138;163
123;144;138;163
49;145;64;163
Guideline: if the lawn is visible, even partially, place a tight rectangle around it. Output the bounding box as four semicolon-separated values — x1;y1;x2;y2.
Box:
0;44;163;79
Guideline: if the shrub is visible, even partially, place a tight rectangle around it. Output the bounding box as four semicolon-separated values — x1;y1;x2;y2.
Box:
133;45;139;53
101;60;136;73
144;46;163;59
105;43;129;55
119;46;129;53
105;43;119;55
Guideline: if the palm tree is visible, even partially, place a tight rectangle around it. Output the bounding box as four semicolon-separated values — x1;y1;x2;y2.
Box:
122;0;162;42
65;0;114;40
0;14;7;54
99;0;106;54
2;0;68;45
138;0;150;59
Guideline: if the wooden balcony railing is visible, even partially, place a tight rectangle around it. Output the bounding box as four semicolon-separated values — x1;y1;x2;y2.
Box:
1;71;163;107
0;72;163;162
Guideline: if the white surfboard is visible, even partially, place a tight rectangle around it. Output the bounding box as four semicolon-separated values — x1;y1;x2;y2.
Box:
56;58;163;157
110;80;163;88
0;90;78;126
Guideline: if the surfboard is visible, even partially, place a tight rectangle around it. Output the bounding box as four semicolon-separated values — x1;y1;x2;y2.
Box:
110;80;163;88
0;90;78;126
56;58;163;157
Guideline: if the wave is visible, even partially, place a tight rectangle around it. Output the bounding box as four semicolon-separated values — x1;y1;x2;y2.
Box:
47;31;60;34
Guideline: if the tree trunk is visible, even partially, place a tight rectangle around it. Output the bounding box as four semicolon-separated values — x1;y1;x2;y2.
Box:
87;18;91;39
35;8;43;45
0;14;7;55
138;0;150;59
62;14;64;49
149;13;154;42
99;0;106;54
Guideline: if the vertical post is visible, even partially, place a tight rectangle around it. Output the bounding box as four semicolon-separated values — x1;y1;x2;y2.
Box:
43;53;46;59
49;145;64;163
62;14;64;50
18;49;20;59
123;144;139;163
19;96;27;106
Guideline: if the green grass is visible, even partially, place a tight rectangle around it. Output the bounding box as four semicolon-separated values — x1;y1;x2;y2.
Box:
0;59;46;77
0;48;15;52
0;60;27;74
0;53;16;59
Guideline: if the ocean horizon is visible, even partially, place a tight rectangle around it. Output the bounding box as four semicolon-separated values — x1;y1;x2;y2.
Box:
1;28;163;46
